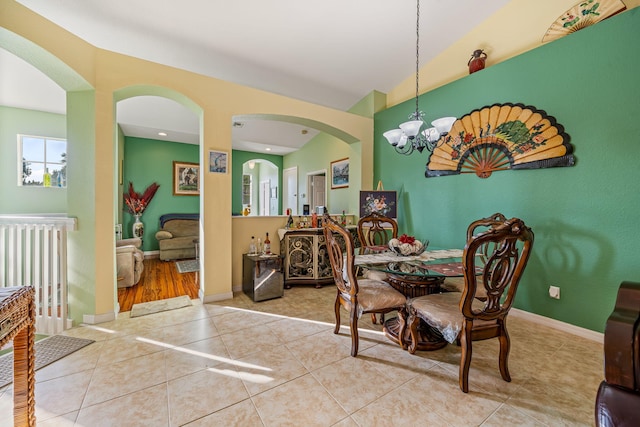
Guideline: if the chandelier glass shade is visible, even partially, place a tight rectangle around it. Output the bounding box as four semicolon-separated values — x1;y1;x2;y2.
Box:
383;0;456;155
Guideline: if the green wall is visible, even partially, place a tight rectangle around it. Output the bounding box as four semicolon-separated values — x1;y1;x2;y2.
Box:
0;106;67;213
123;136;199;251
231;149;283;216
373;9;640;333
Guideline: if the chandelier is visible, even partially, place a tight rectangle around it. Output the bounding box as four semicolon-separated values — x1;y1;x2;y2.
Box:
383;0;456;155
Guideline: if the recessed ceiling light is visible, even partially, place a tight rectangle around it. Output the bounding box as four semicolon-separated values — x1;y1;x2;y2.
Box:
265;148;271;151
158;132;167;136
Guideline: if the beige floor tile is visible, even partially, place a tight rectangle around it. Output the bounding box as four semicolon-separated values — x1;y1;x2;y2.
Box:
183;398;263;426
8;286;602;427
312;355;398;414
167;367;250;426
403;364;504;426
266;316;333;343
33;370;94;422
164;335;230;381
285;331;351;371
157;316;219;346
83;351;167;407
36;411;78;427
94;333;166;366
212;309;282;334
351;383;452;427
236;344;309;396
508;377;596;426
251;374;348;427
220;323;283;359
77;383;169;427
357;340;440;386
480;404;546;426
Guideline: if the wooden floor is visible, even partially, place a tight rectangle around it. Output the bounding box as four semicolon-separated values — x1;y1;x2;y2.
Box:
117;257;200;312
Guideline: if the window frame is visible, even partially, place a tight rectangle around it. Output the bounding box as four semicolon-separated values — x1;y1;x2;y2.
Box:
17;134;67;188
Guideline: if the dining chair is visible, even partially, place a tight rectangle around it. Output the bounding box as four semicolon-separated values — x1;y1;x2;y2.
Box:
399;217;534;392
322;214;407;357
442;212;508;299
357;212;399;324
357;212;398;255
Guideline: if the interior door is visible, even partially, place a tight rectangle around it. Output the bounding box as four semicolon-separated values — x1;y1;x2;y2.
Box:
283;167;298;215
260;180;270;216
312;175;326;211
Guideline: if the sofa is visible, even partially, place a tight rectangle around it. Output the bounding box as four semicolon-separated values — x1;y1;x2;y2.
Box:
595;281;640;426
116;237;144;288
155;213;199;261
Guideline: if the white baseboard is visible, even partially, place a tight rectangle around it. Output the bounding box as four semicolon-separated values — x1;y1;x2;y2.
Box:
511;308;603;343
143;250;160;258
82;311;116;324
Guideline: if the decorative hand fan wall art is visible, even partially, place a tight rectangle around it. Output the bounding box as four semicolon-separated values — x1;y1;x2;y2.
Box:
542;0;626;43
425;103;574;179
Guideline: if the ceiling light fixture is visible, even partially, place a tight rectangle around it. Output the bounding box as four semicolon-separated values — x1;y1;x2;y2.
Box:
158;132;167;136
248;161;255;169
383;0;456;155
265;148;271;151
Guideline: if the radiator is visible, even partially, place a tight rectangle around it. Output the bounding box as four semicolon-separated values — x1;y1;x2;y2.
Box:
0;215;77;335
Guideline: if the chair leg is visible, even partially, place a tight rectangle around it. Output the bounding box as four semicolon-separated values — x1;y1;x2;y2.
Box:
370;313;377;324
350;308;359;357
407;315;420;354
498;322;511;382
459;323;473;393
396;309;408;350
334;294;341;335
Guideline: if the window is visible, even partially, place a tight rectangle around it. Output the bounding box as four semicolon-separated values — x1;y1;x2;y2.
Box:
18;135;67;187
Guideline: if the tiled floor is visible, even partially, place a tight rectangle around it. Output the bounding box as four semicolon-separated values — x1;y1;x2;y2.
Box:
0;286;603;426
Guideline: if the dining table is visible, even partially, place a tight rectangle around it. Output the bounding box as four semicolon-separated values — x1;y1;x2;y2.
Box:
355;248;477;351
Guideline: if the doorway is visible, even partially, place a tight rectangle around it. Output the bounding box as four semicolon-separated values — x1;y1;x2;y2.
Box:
283;167;298;215
307;170;326;213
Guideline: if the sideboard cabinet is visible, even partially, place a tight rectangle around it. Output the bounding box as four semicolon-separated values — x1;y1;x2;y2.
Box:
280;227;358;288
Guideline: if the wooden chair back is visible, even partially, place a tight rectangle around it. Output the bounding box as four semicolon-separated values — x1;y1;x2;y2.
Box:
323;214;358;297
461;217;534;333
357;212;398;252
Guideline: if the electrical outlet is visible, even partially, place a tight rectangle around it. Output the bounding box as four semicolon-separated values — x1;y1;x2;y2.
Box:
549;285;560;299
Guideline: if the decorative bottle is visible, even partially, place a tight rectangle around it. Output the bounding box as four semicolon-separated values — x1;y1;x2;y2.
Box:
286;213;294;229
257;237;262;254
341;210;347;226
43;168;51;187
311;212;318;228
249;236;257;255
264;232;271;254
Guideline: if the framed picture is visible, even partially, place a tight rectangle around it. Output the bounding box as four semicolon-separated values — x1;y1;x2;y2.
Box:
173;161;200;196
359;190;397;219
208;150;228;174
330;158;349;189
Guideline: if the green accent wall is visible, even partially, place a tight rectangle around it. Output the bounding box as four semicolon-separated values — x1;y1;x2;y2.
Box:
231;149;283;216
373;9;640;333
0;106;67;213
123;136;199;251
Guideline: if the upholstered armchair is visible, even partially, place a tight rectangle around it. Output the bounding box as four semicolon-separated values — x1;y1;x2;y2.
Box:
116;237;144;288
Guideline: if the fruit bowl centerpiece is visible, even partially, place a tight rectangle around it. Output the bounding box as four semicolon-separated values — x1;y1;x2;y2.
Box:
388;234;428;256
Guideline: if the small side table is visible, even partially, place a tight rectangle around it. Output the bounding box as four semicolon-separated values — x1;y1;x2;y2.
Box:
0;286;36;427
242;254;283;302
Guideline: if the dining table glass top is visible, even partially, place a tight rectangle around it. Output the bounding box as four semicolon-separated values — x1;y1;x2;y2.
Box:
355;249;471;278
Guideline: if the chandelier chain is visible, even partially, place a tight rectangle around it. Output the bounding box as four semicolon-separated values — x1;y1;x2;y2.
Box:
415;0;420;116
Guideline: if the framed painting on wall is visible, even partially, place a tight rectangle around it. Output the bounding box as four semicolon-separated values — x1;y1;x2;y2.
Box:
330;158;349;189
173;161;200;196
359;190;397;219
208;150;228;174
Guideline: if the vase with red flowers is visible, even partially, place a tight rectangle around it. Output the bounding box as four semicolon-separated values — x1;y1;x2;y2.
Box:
123;182;160;240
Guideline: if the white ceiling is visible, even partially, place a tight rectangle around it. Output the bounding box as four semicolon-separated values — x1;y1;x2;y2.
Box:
3;0;629;154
